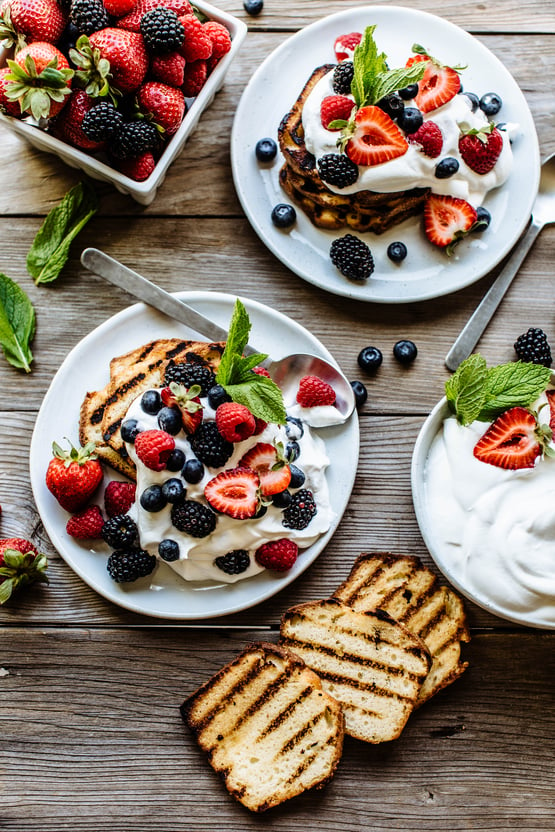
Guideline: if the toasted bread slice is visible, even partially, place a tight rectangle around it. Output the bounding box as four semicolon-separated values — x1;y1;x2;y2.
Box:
333;553;470;705
181;642;344;813
279;599;431;744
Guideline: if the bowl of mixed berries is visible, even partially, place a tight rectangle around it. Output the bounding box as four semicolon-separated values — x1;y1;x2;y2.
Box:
0;0;247;202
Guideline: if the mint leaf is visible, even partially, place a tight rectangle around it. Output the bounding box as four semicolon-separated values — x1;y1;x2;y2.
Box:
0;273;35;372
371;62;428;105
26;181;98;285
216;298;252;384
351;25;427;108
445;353;488;425
478;362;552;420
224;375;287;424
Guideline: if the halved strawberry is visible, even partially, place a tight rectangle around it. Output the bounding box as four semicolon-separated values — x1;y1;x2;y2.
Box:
204;467;260;519
423;193;477;252
239;442;291;497
473;407;546;469
160;382;203;434
344;106;408;167
334;31;362;62
407;52;461;113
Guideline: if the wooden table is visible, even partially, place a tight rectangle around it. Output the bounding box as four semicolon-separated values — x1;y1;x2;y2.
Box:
1;1;554;829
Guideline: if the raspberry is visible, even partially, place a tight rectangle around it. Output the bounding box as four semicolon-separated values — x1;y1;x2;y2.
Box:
188;421;233;468
332;61;354;95
408;121;443;158
116;151;156;181
320;94;354;130
334;32;362;62
330;234;374;281
179;14;213;62
215;402;256;443
181;59;207;97
66;506;105;539
318;153;359;188
252;366;271;378
514;328;552;366
255;539;298;572
134;429;176;471
282;489;317;530
171;500;216;537
215;549;250;575
296;375;336;408
101;514;139;548
202;20;231;59
150;51;186;86
107;548;156;582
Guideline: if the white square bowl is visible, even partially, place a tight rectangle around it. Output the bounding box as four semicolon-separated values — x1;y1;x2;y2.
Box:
0;0;247;204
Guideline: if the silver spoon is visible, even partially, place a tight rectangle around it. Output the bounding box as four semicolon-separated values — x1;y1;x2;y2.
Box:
80;247;355;425
445;152;555;372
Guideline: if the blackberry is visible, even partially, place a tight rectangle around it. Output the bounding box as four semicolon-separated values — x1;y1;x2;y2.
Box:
82;102;124;141
107;547;156;583
332;61;354;95
188;421;233;468
140;7;185;54
69;0;109;35
171;500;216;538
514;328;552;366
330;234;374;281
215;549;250;575
282;488;317;530
318;153;359;188
110;120;160;160
164;361;216;395
101;514;138;548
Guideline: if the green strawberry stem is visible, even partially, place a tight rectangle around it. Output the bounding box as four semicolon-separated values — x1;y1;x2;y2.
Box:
0;550;48;604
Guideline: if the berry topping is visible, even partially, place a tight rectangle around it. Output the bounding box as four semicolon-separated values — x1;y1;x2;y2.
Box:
358;346;383;372
161;477;186;504
407;49;461;113
101;514;139;548
285;416;304;440
0;538;48;605
479;92;502;117
387;241;408;263
166;448;186;472
104;481;136;517
46;439;103;512
376;92;404;120
134;429;176;471
332;61;354;95
171;500;216;537
70;0;110;36
463;91;480;112
473;407;547;470
159;539;180;561
215;549;250;575
282;488;317;530
107;548;156;583
121;419;140;443
317;153;359;188
160;382;203;434
288;464;306;489
255;539;298;572
459;124;504;175
140;7;184;54
398;83;419;100
255;137;277;162
188;421;233;468
182;458;205;483
344;106;408;167
140;484;167;512
330;234;374;281
157;406;183;435
408;121;443;157
393;339;418;364
271;203;296;228
110;120;160;160
514;328;552;367
396;106;423;135
239;442;292;496
435;157;460;178
215;402;256;443
204;467;260;519
423;193;478;252
474;206;492;230
207;383;232;409
66;505;105;539
334;31;362;62
296;375;336;408
141;390;162;414
164;361;215;395
320;94;354;129
350;380;368;407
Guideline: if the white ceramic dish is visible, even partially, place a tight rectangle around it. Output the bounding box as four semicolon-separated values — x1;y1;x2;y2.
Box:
231;5;540;304
0;0;247;205
30;291;359;620
412;398;555;629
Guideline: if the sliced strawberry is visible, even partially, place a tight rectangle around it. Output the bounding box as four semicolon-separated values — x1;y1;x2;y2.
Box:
239;442;291;497
334;31;362;62
345;106;408;167
473;407;543;469
160;382;203;434
423;193;477;251
204;467;260;519
459;124;504;174
407;52;461;113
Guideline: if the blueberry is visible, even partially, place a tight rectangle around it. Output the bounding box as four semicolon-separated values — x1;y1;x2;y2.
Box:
271;203;296;229
474;206;491;231
255;137;277;162
480;92;502;116
243;0;263;14
387;241;407;263
255;503;268;518
357;346;383;372
157;406;182;435
398;83;419;100
141;389;162;414
121;419;140;443
285;440;300;462
462;91;480;112
288;464;306;489
207;384;231;410
182;458;205;484
396;106;423;134
350;380;368;407
166;448;185;471
161;478;185;504
272;490;292;509
435;157;459;178
393;339;418;364
376;92;404;120
140;485;167;512
159;539;180;562
285;416;304;440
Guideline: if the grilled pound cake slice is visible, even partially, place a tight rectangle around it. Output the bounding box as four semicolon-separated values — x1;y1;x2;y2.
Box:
279;599;431;744
181;642;344;813
333;553;470;705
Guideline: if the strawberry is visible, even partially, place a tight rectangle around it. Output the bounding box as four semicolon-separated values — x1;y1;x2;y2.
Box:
423;193;477;252
215;402;256;443
87;28;149;94
150;50;185;86
473;407;549;470
0;66;21;116
137;80;186;136
296;375;337;407
204;467;260;519
255;538;298;572
104;480;136;517
344;106;408;167
117;0;193;31
546;390;555;432
134;429;175;471
239;442;292;496
160;382;203;433
46;440;103;512
179;13;212;62
0;537;48;604
5;42;73;119
104;0;137;14
116;151;156;181
66;505;104;539
320;94;354;130
459;123;504;174
181;58;206;97
408;120;443;158
407;51;461;113
0;0;67;49
334;31;362;62
202;20;231;60
51;89;104;150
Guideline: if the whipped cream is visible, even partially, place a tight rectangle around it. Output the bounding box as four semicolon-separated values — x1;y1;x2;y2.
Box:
124;393;334;584
302;69;514;204
424;393;555;626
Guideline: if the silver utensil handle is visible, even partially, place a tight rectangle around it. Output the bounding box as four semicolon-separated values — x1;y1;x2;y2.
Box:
445;218;542;372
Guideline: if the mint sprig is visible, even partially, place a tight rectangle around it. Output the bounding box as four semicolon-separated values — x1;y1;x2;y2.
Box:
0;272;35;373
215;299;287;424
446;355;552;425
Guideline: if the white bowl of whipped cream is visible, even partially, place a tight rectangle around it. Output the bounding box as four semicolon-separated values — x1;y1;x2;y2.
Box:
412;391;555;629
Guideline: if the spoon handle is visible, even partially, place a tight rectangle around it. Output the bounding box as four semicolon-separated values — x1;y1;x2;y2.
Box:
445;218;543;372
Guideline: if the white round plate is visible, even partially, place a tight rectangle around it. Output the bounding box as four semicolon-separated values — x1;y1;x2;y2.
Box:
30;292;359;620
231;5;540;304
